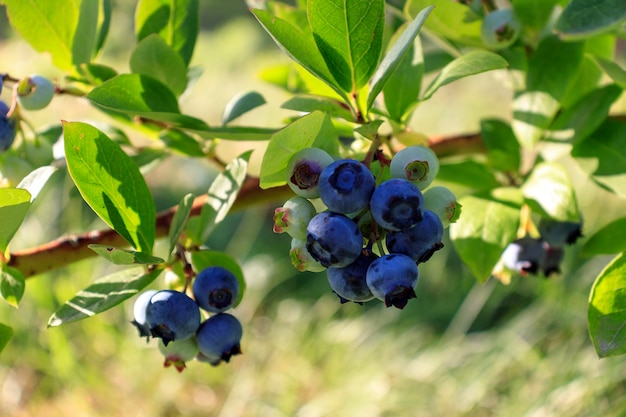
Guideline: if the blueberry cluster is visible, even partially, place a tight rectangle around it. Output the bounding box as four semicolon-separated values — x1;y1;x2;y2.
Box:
500;219;583;277
131;265;243;372
275;146;460;309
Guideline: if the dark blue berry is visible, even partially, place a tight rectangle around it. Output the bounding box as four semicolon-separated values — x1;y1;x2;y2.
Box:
501;237;547;275
327;251;377;304
370;178;424;231
196;313;243;366
0;101;16;152
306;211;363;268
366;254;418;309
318;159;376;214
192;266;239;313
145;290;201;346
538;218;583;246
386;210;444;263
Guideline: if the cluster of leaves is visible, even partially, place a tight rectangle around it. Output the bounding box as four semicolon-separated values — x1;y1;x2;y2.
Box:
0;0;625;362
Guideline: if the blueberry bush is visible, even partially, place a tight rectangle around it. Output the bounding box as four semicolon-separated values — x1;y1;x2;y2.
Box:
1;0;626;410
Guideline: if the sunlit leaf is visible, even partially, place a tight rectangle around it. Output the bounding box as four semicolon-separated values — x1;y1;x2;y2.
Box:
88;245;164;265
0;188;31;253
167;193;195;258
130;34;188;96
308;0;385;93
63;122;156;253
17;166;58;202
48;266;163;327
222;91;266;125
522;162;579;222
589;253;626;358
0;266;25;308
583;218;626;256
0;323;12;354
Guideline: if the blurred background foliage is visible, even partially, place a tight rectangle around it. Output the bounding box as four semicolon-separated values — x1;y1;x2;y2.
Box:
1;0;626;416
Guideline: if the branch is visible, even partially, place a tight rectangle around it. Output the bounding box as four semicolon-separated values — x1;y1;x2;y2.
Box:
7;133;484;278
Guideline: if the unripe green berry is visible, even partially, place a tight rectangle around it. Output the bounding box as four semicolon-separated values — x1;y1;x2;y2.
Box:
289;238;326;272
481;9;521;50
390;146;439;190
158;337;199;372
274;196;317;240
287;148;334;198
16;75;55;110
423;186;461;228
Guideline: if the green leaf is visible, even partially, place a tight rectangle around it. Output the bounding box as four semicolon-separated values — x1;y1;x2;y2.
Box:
0;266;25;308
167;193;195;258
450;194;520;282
251;9;343;98
421;50;508;100
193;126;277;141
72;0;99;66
2;0;83;70
571;119;626;198
308;0;385;93
555;0;626;40
260;111;338;189
48;266;163;327
380;24;425;123
94;0;112;56
17;166;58;202
437;160;500;191
594;56;626;88
583;218;626;257
0;188;31;253
63;122;156;253
159;130;205;157
480;119;520;173
513;35;585;148
135;0;199;66
222;91;266;125
88;245;164;265
77;63;118;86
550;84;622;144
404;0;483;47
522;162;579;222
190;250;246;307
0;323;12;354
130;34;189;96
188;151;252;245
512;0;560;34
86;73;180;114
281;95;354;120
588;253;626;358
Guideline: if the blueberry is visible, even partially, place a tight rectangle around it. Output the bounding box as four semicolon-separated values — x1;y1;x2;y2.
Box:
289;238;326;272
0;101;16;152
386;210;444;263
192;266;239;313
390;146;439;190
327;251;377;304
538;218;583;246
130;289;158;340
366;253;419;309
145;290;201;346
543;244;565;277
481;9;521;50
16;74;55;110
274;196;317;240
370;178;424;231
287;148;334;198
196;313;243;366
318;159;376;214
306;211;363;268
501;237;547;275
158;337;199;372
423;186;461;228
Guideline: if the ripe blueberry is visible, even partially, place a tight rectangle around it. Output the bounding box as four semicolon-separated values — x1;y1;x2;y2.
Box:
196;313;243;366
370;178;424;231
327;251;377;304
192;266;239;313
386;209;444;263
145;290;201;346
318;159;376;214
274;196;317;240
501;237;547;275
131;289;158;340
16;74;55;110
306;211;363;268
390;146;439;190
0;101;16;152
366;253;418;309
287;148;334;198
538;218;583;246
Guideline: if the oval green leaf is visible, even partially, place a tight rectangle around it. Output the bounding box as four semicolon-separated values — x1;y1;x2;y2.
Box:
88;245;164;265
222;91;267;125
0;188;31;253
0;323;13;354
555;0;626;40
583;218;626;257
0;266;25;308
522;162;580;222
63;122;156;253
167;193;195;258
